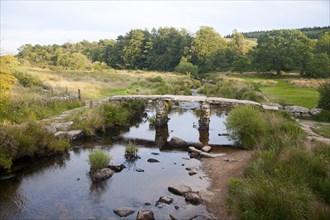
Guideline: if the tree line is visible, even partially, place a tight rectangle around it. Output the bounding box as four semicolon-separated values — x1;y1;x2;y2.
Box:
225;26;330;39
17;26;330;78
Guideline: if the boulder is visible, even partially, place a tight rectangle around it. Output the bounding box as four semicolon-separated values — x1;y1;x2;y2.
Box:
55;121;73;131
169;137;188;147
168;185;192;196
67;130;83;141
192;142;203;149
284;106;310;117
201;145;211;152
91;168;114;182
136;210;155;220
157;196;174;205
184;192;202;205
108;164;126;173
113;208;135;217
310;108;322;116
147;158;159;163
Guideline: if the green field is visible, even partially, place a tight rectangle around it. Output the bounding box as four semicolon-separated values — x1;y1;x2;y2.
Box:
233;77;319;108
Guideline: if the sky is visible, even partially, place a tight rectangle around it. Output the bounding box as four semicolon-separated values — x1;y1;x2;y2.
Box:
1;0;329;54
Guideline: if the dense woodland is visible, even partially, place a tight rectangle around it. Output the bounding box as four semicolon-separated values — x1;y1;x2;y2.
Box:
225;26;330;39
17;26;330;78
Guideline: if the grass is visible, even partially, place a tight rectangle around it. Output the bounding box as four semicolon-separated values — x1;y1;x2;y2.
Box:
88;150;111;170
226;105;330;219
229;75;319;108
311;123;330;138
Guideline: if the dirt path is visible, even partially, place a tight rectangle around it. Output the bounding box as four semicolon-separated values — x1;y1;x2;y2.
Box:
201;149;253;220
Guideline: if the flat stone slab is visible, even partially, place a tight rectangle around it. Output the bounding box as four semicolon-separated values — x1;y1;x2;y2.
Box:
108;95;262;107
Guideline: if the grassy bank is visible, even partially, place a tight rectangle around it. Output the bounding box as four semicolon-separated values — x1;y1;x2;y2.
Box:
226;105;330;219
1;66;199;124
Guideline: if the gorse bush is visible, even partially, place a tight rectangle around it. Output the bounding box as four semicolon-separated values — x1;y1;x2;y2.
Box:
88;150;111;170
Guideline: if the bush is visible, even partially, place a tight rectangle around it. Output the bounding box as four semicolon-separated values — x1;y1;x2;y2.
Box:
226;105;304;151
12;70;46;88
200;79;264;102
88;150;111;170
226;105;267;149
0;127;18;170
174;57;199;77
318;81;330;110
0;122;70;170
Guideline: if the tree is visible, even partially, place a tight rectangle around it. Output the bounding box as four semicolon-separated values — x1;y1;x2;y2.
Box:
305;53;330;78
232;55;251;73
191;26;227;73
315;31;330;56
252;30;314;76
122;29;145;69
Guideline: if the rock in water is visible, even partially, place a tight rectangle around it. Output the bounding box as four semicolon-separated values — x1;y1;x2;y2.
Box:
136;210;155;220
136;168;145;172
189;171;197;176
184;192;202;205
113;208;135;217
157;196;174;204
147;158;159;163
169;137;188;147
168;185;192;196
91;168;114;182
108;164;126;173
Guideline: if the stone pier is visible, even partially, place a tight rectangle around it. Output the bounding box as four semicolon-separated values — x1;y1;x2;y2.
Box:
155;100;170;126
199;101;211;145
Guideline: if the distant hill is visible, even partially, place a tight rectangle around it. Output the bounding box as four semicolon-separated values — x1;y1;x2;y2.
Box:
225;26;330;39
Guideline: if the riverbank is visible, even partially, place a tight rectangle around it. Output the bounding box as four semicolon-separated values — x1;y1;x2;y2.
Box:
202;150;253;219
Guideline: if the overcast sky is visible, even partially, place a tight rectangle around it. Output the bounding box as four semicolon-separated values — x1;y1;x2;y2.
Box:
1;0;329;54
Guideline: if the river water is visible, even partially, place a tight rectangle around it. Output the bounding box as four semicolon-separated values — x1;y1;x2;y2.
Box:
0;102;234;219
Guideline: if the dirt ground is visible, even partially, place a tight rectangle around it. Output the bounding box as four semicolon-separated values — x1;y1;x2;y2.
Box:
201;149;253;220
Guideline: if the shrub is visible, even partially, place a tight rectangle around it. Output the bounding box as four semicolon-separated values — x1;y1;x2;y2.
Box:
12;70;46;88
226;105;267;149
125;141;139;160
200;79;264;102
174;57;199;77
0;127;18;170
88;150;111;170
226;105;304;151
317;81;330;110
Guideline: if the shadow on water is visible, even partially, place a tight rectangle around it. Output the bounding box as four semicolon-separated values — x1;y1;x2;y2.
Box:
0;103;237;219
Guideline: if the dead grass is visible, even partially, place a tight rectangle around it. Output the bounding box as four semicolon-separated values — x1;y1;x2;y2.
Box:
286;79;328;88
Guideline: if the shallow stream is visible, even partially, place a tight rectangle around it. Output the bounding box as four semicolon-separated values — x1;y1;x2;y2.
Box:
0;102;235;219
